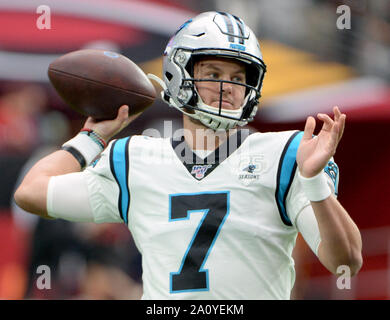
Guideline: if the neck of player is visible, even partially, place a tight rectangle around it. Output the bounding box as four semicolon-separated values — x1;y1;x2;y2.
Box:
182;114;237;151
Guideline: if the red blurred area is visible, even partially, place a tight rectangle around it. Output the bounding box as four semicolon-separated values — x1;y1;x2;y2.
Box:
255;117;390;299
0;212;28;299
0;11;146;52
343;92;390;122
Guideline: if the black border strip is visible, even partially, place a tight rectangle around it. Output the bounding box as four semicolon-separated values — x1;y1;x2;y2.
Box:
124;138;131;225
275;131;301;226
109;138;131;224
109;140;123;221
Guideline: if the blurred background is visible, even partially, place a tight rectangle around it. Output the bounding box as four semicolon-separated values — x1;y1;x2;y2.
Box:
0;0;389;300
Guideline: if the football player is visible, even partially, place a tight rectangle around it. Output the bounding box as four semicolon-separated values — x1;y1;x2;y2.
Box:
15;11;362;299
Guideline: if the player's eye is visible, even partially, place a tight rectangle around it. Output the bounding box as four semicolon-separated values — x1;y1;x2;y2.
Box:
206;72;219;79
232;75;245;83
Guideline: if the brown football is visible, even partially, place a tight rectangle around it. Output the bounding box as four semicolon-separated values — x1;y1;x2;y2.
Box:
48;49;156;120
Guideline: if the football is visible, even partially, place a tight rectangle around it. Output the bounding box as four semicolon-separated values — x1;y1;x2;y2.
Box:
48;49;156;120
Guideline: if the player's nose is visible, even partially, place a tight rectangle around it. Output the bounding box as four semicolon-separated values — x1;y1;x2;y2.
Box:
221;81;233;94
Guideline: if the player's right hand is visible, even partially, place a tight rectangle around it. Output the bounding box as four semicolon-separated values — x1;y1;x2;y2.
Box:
83;105;135;143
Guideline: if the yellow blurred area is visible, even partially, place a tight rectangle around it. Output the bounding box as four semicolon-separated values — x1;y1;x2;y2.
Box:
140;40;356;101
260;41;355;99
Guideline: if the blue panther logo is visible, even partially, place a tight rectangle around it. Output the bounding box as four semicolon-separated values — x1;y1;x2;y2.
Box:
243;164;256;174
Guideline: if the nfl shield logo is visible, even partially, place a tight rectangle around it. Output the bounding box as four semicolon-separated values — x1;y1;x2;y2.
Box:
191;165;212;179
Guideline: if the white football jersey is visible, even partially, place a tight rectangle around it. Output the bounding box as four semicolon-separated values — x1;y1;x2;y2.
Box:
83;130;339;300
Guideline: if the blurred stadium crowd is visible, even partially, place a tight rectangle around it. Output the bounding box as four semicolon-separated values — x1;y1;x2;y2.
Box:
0;0;389;299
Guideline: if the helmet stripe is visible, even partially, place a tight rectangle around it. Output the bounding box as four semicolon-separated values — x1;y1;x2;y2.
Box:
232;15;245;44
217;12;247;45
226;13;240;40
217;12;235;43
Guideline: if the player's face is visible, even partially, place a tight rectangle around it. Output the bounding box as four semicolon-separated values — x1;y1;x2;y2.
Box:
193;57;246;110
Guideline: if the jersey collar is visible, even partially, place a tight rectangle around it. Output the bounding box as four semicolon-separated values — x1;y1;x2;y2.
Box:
170;129;250;180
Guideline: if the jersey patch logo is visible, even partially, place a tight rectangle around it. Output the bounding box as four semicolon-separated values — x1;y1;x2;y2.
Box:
191;165;212;180
239;163;260;180
236;155;266;184
243;164;256;173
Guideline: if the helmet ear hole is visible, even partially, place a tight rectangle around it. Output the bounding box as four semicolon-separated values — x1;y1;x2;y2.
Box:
165;72;173;81
187;88;198;107
241;97;258;120
185;56;196;77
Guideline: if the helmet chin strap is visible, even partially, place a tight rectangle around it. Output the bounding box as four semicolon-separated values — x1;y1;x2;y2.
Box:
148;73;248;131
193;98;247;130
197;114;239;130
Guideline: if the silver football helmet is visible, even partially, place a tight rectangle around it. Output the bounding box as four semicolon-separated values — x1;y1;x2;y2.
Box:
149;11;266;130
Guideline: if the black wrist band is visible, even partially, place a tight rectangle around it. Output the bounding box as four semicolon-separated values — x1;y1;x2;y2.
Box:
61;145;86;169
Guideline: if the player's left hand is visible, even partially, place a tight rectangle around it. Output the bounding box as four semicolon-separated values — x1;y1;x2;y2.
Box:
297;106;346;178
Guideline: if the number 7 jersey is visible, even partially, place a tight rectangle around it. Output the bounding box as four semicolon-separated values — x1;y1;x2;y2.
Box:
84;130;338;299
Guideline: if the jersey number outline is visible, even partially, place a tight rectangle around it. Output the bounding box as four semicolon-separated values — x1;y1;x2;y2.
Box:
169;191;230;293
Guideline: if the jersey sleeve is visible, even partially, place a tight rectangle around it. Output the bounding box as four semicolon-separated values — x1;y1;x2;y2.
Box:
286;157;340;226
285;159;339;256
47;172;96;222
82;138;128;224
46;139;124;224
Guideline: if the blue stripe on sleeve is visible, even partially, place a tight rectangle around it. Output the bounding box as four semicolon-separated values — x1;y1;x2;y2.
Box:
275;131;304;226
324;161;339;196
109;137;131;224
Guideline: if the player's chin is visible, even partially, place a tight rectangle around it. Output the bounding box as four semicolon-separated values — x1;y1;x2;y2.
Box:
211;101;238;110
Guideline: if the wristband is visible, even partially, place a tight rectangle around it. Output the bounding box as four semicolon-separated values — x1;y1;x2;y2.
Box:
298;171;331;202
80;128;107;149
61;145;86;169
62;131;104;169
